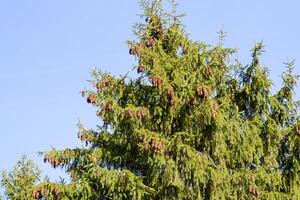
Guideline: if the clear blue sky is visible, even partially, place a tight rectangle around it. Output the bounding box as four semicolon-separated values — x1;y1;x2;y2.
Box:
0;0;299;181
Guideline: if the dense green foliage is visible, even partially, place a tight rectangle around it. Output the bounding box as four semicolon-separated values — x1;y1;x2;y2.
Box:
1;155;41;200
4;1;300;199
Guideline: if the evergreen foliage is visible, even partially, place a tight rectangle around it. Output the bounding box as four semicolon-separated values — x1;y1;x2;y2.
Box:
15;0;300;199
1;155;41;200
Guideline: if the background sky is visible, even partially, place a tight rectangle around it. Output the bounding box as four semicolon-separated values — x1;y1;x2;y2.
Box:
0;0;299;182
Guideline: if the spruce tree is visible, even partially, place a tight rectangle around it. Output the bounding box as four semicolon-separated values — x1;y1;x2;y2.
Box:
32;1;299;199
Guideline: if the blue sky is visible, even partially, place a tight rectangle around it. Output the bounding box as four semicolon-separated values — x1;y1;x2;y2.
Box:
0;0;299;181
